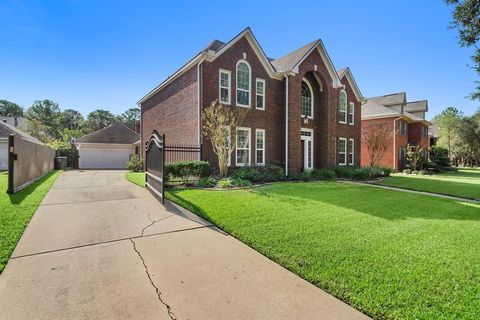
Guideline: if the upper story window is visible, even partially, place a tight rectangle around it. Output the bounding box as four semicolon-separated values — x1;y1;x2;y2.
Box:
301;80;313;118
398;121;408;136
219;69;231;105
236;60;251;107
339;90;347;123
348;102;355;125
422;126;428;140
256;78;265;110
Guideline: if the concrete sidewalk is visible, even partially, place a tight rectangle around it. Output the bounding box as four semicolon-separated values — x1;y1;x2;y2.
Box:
0;170;369;320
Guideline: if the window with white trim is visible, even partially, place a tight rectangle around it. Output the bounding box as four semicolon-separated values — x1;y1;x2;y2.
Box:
256;79;265;110
301;80;313;118
219;69;231;104
338;137;347;165
236;127;251;166
348;102;355;125
339;91;347;123
236;61;251;107
255;129;265;165
348;138;354;165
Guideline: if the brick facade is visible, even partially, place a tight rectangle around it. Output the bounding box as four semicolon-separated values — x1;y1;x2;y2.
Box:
140;30;363;175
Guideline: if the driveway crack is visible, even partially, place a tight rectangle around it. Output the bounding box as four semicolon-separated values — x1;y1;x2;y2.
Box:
141;213;173;237
130;238;177;320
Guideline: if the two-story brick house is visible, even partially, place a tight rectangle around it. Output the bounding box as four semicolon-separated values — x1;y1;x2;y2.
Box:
360;92;430;171
139;28;364;175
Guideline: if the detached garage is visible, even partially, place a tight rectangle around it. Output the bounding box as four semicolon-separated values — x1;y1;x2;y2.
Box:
0;121;41;171
74;123;140;169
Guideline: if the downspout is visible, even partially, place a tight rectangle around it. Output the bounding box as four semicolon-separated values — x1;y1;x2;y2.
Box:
393;117;402;171
284;73;289;176
197;56;205;148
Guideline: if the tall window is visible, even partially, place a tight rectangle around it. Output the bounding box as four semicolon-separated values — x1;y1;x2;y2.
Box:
348;102;355;125
339;90;347;123
338;138;347;165
422;126;428;140
256;79;265;110
236;61;251;107
348;138;354;165
219;69;231;104
398;121;408;136
301;80;313;118
236;127;251;166
256;129;265;165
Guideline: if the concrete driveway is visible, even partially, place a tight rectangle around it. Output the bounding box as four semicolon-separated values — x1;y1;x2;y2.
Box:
0;170;369;320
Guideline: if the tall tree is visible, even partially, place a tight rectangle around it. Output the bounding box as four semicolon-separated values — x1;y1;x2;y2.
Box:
432;107;463;158
0;100;24;117
456;116;480;166
446;0;480;99
120;107;140;132
362;123;396;167
59;109;84;131
26;99;61;128
86;109;115;132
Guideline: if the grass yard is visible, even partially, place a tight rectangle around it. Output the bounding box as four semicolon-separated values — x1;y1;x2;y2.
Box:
375;167;480;200
125;171;145;188
0;170;60;273
166;182;480;320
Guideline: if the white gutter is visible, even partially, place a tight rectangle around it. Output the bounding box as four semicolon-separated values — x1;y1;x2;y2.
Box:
197;57;205;147
393;117;402;171
284;73;289;176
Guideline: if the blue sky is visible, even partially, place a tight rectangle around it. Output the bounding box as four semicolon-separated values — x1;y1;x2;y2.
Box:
0;0;478;118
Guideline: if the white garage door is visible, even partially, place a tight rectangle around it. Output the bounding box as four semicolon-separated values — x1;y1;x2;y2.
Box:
79;145;134;169
0;141;7;171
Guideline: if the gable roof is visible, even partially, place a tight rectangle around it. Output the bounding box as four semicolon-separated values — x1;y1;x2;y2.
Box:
405;100;428;113
0;121;41;143
367;92;406;106
336;67;364;102
271;40;318;72
362;93;430;124
75;123;139;144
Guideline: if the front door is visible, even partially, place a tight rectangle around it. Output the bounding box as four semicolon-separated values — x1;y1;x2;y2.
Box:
300;129;313;171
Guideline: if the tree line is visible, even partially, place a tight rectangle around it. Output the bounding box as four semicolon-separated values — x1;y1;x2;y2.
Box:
433;106;480;167
0;99;140;145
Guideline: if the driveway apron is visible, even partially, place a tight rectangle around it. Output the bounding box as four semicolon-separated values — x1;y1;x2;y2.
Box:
0;170;369;320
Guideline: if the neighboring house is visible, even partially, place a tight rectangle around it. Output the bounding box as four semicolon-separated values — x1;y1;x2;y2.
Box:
74;123;140;169
0;121;40;170
429;123;440;146
139;27;364;175
0;117;29;130
360;93;431;171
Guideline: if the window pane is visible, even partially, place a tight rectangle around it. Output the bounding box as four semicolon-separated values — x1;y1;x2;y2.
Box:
256;132;264;149
339;92;347;122
237;63;250;90
237;149;249;164
301;81;312;117
237;130;249;148
339;140;346;153
220;73;229;87
256;80;264;94
220;88;229;103
256;150;263;164
257;95;263;109
237;90;249;106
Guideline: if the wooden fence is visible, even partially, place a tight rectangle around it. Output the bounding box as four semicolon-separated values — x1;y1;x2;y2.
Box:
7;134;56;194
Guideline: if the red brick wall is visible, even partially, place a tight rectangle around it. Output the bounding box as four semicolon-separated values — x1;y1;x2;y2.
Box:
140;67;199;158
408;122;429;148
361;117;396;169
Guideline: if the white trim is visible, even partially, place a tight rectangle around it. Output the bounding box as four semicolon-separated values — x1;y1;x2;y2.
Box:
255;78;266;110
197;58;205;145
235;127;251;166
338;137;347;166
349;102;355;125
348;138;355;165
236;60;251;108
219;69;231;105
284;74;289;176
301;78;314;119
339;90;347;124
300;128;314;171
255;129;265;165
338;68;364;102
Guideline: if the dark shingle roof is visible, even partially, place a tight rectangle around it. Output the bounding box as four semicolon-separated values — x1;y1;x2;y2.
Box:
367;92;406;106
75;123;139;144
405;100;428;112
204;40;225;52
271;40;319;72
0;121;41;143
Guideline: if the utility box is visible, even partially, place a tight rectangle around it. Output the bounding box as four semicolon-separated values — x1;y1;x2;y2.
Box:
55;156;68;170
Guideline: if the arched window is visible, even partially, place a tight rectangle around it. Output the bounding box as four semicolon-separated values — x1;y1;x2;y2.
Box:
236;60;251;107
338;90;347;123
301;80;313;118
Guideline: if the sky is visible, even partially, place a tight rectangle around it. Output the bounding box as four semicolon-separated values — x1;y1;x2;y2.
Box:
0;0;478;119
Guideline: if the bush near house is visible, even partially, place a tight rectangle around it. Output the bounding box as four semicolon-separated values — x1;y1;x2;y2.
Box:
165;161;211;184
127;154;143;172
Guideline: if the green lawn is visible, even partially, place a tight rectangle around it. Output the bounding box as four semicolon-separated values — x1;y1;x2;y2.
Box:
0;170;60;273
165;182;480;320
125;171;145;188
375;167;480;200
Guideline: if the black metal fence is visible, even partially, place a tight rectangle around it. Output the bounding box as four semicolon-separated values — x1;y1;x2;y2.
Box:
165;143;202;163
145;131;165;204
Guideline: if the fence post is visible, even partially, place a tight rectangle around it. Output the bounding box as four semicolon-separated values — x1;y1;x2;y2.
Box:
161;134;165;204
200;143;203;161
7;134;14;194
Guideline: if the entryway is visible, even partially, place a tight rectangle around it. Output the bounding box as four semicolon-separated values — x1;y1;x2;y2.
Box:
301;129;313;171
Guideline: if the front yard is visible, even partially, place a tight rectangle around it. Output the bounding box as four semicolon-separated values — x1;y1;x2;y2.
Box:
374;167;480;199
165;182;480;320
0;170;60;272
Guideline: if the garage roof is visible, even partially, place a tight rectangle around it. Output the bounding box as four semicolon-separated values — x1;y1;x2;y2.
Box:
0;120;41;143
75;123;139;144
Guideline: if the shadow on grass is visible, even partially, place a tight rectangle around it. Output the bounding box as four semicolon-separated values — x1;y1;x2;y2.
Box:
8;171;58;205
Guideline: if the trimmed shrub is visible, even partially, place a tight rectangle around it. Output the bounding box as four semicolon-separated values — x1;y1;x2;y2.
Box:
379;167;393;176
165;161;211;184
197;176;217;188
217;178;234;189
311;169;336;181
231;177;253;187
232;164;285;183
430;146;450;167
403;169;412;175
127;154;143;172
333;166;356;179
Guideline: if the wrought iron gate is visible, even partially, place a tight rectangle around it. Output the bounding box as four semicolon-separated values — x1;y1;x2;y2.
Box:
145;130;165;204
